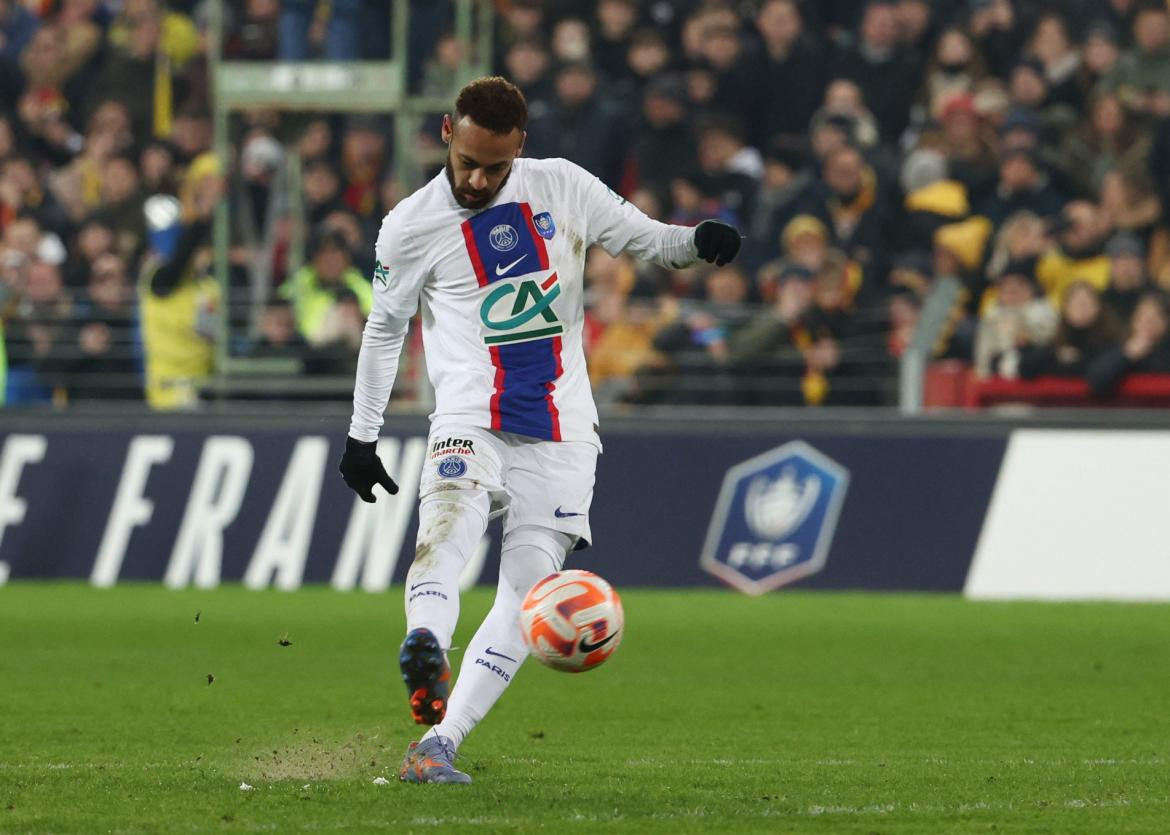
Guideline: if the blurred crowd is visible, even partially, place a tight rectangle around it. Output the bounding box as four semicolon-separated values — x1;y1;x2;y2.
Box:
3;0;1170;410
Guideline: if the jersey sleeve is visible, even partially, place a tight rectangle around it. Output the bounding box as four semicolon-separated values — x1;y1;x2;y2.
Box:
372;210;427;319
347;210;426;442
569;161;699;269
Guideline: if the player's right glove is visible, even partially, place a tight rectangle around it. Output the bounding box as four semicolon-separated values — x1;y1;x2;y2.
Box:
694;220;742;266
339;437;399;503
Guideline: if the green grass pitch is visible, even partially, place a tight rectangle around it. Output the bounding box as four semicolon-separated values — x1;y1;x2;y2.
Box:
1;584;1169;833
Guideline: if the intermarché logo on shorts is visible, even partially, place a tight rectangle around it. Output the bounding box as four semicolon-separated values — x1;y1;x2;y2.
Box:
479;274;564;345
430;437;475;458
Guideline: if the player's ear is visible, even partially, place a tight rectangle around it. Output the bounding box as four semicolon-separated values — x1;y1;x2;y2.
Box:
441;114;453;144
516;130;526;157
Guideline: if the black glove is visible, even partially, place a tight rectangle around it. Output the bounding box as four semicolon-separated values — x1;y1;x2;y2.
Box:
339;437;399;503
694;220;742;266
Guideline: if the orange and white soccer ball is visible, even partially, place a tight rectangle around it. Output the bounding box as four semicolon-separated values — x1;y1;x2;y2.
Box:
520;570;624;672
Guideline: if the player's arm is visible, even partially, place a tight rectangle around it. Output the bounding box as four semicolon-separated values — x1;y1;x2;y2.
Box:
339;213;426;503
572;163;742;267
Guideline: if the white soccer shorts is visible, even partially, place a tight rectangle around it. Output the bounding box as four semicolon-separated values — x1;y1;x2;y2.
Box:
419;425;597;548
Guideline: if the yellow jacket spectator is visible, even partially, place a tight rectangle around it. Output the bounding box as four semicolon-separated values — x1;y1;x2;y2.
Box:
139;155;223;410
280;230;373;346
1035;201;1111;301
107;0;200;70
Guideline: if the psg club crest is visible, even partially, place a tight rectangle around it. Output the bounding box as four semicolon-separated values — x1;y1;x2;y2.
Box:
437;456;467;479
700;441;849;595
489;224;519;252
532;211;556;240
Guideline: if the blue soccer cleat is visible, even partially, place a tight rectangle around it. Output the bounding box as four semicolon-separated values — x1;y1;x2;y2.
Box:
398;736;472;784
398;628;450;725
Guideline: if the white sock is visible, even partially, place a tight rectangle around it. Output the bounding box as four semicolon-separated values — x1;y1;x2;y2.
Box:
404;491;489;650
424;525;570;748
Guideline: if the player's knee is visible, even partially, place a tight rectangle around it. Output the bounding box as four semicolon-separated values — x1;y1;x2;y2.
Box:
500;525;573;600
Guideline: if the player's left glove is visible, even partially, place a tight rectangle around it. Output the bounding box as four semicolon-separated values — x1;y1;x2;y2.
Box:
339;437;399;503
694;220;742;266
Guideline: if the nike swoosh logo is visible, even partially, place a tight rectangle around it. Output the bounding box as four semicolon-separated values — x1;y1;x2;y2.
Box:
484;646;517;662
554;507;584;518
494;254;528;276
409;581;440;591
578;630;619;653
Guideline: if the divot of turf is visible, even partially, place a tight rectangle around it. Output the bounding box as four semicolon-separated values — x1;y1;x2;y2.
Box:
243;731;390;782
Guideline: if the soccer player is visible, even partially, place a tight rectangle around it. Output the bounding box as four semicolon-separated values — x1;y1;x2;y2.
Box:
339;77;741;784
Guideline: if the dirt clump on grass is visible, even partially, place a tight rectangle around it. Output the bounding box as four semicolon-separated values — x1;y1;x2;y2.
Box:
244;731;390;782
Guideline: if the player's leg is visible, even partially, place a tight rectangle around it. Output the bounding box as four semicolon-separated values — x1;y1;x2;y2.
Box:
417;435;597;751
399;428;505;726
398;488;488;724
419;525;573;751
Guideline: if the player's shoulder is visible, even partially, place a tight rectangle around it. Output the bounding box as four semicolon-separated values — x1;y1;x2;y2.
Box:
516;156;592;187
377;175;449;243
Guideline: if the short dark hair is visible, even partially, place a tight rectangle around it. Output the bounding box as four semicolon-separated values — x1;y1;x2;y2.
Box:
455;76;528;134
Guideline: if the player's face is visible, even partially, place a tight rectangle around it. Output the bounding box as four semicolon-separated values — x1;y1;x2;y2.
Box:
443;115;524;210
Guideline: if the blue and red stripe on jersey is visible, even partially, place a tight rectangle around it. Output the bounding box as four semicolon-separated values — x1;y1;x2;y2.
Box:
463;202;562;441
461;202;549;288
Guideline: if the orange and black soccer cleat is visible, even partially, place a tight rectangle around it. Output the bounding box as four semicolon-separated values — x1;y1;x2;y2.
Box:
398;735;471;784
398;627;450;725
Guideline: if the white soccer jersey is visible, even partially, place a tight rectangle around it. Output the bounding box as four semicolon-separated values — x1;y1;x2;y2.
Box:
349;157;700;448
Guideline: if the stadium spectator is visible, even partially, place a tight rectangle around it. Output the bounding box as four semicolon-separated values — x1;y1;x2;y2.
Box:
279;228;371;347
224;0;280;61
526;61;627;189
302;158;344;228
138;156;222;410
592;0;638;86
1087;290;1170;394
139;139;179;196
1108;1;1170;119
1082;21;1122;89
278;0;362;61
816;79;881;151
748;141;816;266
503;38;553;107
1;156;70;238
727;263;816;405
968;0;1028;80
1036;200;1112;299
63;218;115;289
974;263;1059;378
58;252;141;400
696;117;760;228
641;264;753;404
918;28;988;122
587;275;665;402
624;28;673;106
338;119;387;224
1018;280;1121;378
748;0;826;147
1062;91;1151;197
779;214;832;273
247;298;309;362
979;146;1065;226
834;0;920;142
5;258;73;404
632;76;695;198
93;3;192;140
551;17;591;64
0;0;39;64
296;117;336;166
1028;12;1082;112
804;144;892;288
1102;231;1152;321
